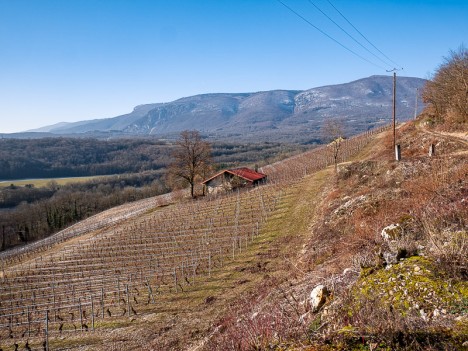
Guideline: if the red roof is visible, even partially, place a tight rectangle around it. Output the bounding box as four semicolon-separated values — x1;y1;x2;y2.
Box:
228;168;267;181
202;167;267;184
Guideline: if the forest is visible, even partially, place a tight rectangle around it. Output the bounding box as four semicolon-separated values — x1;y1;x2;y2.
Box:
0;138;171;179
0;137;305;180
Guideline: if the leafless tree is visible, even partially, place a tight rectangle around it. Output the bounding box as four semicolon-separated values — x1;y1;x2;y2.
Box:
168;130;212;198
422;45;468;125
321;119;345;173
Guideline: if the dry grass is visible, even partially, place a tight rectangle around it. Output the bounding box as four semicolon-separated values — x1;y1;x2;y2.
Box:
204;121;467;350
298;123;467;349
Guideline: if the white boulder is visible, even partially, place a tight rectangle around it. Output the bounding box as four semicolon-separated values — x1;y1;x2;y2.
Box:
381;223;402;241
309;285;328;312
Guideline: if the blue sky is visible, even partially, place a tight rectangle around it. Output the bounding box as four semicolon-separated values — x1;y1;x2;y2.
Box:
0;0;466;133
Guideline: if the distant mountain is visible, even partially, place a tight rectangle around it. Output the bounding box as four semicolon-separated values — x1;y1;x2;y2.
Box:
26;122;72;133
26;75;426;143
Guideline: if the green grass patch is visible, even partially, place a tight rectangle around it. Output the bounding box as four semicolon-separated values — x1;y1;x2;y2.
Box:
0;176;102;188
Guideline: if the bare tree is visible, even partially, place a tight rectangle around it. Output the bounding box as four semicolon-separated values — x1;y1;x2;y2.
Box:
422;45;468;125
321;119;345;173
168;130;212;198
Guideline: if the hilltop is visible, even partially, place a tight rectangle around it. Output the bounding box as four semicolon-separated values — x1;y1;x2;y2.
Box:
23;75;426;143
0;117;466;350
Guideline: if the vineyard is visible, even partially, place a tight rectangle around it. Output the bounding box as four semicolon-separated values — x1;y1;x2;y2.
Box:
0;126;387;350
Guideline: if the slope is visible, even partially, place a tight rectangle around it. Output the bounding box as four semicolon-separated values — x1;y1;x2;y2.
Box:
204;120;468;350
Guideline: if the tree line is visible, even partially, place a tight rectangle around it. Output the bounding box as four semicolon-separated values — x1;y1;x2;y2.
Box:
0;137;305;180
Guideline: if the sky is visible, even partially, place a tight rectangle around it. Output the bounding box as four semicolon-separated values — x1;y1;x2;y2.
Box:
0;0;466;133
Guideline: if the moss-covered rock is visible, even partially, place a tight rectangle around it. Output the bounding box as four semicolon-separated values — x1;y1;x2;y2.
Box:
324;256;468;350
356;256;467;317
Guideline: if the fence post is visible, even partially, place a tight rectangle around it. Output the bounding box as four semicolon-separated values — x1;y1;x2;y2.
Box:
429;144;435;156
91;296;95;331
27;306;31;337
146;278;155;304
117;277;121;303
126;284;130;317
208;252;211;277
101;287;104;319
45;310;49;351
79;298;83;332
192;261;196;284
52;283;56;322
181;261;185;282
395;144;401;161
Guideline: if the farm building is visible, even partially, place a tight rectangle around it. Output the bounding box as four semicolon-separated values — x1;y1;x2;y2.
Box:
202;167;267;194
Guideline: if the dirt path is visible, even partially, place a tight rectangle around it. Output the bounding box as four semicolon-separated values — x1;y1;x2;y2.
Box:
416;121;468;147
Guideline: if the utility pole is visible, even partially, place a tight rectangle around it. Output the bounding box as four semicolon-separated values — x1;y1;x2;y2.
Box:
414;88;419;120
387;68;402;157
393;71;396;151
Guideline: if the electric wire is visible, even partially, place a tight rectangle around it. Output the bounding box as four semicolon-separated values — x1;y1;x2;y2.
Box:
276;0;387;70
306;0;394;69
326;0;403;69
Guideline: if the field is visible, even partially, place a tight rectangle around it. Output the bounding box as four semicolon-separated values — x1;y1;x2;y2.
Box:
0;176;102;188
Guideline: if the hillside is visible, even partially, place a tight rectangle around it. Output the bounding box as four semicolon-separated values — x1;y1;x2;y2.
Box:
206;121;467;350
24;75;426;143
0;120;466;350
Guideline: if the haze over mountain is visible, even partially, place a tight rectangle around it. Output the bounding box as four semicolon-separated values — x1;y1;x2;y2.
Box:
27;75;426;143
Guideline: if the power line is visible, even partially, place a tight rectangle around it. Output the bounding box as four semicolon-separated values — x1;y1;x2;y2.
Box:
306;0;394;69
326;0;403;70
276;0;386;70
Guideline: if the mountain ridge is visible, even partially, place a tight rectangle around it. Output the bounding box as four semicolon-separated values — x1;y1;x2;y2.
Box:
26;75;426;142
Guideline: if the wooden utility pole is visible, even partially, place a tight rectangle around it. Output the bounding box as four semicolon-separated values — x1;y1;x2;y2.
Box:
393;71;396;151
387;68;401;157
414;88;419;120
